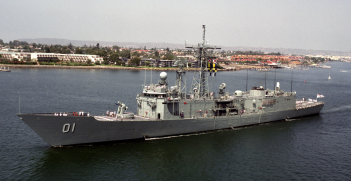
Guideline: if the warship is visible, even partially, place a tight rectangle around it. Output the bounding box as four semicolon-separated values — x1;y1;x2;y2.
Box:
17;25;324;147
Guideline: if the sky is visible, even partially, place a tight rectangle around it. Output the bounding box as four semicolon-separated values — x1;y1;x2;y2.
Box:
1;0;351;52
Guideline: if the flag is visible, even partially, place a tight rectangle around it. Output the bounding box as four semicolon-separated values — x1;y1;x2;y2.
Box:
317;94;324;98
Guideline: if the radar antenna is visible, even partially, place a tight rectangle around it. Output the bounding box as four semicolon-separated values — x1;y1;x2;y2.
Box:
186;25;221;99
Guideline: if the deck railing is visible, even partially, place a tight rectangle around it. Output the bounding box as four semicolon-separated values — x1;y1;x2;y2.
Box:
296;100;324;110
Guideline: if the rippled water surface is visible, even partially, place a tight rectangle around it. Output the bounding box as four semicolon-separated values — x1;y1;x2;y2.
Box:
1;62;350;180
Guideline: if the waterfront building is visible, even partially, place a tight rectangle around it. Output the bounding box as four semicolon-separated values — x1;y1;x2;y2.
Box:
139;58;178;67
140;58;158;67
0;51;31;61
30;53;103;63
230;54;304;64
176;55;195;60
0;52;103;63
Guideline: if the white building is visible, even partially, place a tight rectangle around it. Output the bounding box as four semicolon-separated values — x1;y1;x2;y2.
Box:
0;52;31;61
0;52;103;63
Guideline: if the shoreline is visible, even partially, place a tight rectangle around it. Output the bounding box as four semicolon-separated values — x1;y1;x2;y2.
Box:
0;64;247;71
2;62;325;71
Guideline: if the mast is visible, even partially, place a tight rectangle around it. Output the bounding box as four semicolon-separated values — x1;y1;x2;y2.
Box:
187;25;221;98
291;69;293;92
246;69;248;91
265;71;267;90
19;93;20;114
174;59;187;99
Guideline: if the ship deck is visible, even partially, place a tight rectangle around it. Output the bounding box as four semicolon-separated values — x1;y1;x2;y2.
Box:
296;101;324;110
94;115;153;121
20;113;155;121
22;100;324;122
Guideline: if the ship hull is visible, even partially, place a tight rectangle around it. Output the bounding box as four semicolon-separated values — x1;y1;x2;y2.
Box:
18;104;323;147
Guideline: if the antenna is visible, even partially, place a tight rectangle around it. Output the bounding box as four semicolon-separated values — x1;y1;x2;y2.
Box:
144;68;146;88
202;25;206;45
273;69;277;90
291;69;293;92
19;93;20;114
264;72;267;89
185;73;187;97
246;69;248;92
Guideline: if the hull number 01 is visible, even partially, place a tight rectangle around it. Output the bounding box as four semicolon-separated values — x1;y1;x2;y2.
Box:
62;123;76;133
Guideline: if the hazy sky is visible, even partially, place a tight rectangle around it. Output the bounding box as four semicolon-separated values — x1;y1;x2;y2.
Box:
1;0;350;52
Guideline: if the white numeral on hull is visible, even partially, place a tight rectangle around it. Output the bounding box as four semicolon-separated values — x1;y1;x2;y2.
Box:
62;123;75;133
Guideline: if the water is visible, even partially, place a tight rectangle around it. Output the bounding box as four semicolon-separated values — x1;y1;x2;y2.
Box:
1;62;350;180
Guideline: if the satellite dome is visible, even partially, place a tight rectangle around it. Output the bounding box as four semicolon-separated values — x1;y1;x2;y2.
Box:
160;72;167;80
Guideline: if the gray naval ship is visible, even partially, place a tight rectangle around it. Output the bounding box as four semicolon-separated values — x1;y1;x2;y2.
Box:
18;25;324;147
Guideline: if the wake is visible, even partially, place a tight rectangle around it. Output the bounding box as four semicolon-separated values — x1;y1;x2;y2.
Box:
321;104;351;113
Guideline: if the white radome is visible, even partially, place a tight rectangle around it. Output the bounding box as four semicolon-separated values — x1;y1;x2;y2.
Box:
160;72;167;80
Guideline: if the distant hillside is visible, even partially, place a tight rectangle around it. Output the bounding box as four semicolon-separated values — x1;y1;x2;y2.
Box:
19;38;183;49
19;38;350;56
